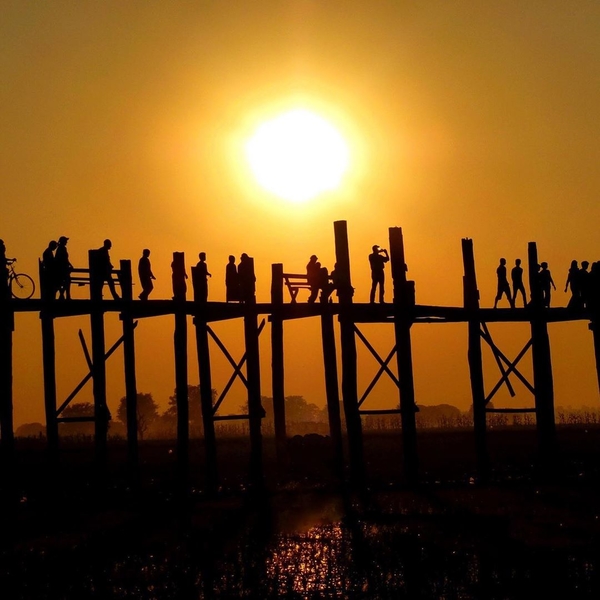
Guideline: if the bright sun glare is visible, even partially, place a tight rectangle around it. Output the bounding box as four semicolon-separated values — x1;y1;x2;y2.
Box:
245;109;350;203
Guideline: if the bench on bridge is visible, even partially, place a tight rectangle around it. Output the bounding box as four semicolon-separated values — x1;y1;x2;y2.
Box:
283;273;312;303
67;267;123;287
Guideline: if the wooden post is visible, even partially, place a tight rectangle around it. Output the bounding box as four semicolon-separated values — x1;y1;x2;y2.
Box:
243;257;264;487
389;227;418;483
119;260;138;470
527;242;557;459
461;238;488;480
270;263;287;462
0;299;14;458
0;284;15;507
172;252;189;482
589;267;600;394
320;304;344;478
89;250;109;466
191;265;218;492
39;260;59;459
334;220;364;485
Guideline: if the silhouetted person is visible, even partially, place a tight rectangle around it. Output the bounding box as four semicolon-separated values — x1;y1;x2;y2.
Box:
539;261;556;307
564;260;581;308
138;249;155;301
369;245;389;303
55;236;73;300
0;239;15;299
97;239;120;300
511;258;526;308
225;255;239;302
194;252;211;302
494;258;514;308
317;264;333;303
579;261;591;308
42;240;58;299
238;253;256;303
306;254;320;304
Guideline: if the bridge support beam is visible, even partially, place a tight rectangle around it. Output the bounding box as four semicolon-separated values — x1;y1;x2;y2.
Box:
462;238;488;481
528;242;557;461
270;263;287;463
389;227;419;484
334;220;364;485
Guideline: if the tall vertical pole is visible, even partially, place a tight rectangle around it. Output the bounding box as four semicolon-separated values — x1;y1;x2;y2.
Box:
244;257;264;487
334;220;364;485
462;238;488;480
527;242;557;460
39;260;59;459
320;303;344;479
589;266;600;394
270;263;287;462
389;227;418;483
120;260;138;471
172;252;189;485
191;265;218;492
0;297;14;460
89;250;108;467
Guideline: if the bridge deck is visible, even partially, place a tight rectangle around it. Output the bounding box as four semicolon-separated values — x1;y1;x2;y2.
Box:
3;299;592;324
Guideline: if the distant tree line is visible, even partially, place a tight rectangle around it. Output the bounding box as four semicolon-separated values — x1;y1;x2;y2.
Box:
14;395;600;439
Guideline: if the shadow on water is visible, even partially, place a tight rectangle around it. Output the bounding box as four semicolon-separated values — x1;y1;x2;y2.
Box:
2;485;599;599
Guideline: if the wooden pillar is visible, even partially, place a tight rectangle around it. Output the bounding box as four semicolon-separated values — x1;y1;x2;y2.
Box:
119;260;138;470
39;260;59;459
172;252;189;481
89;250;109;466
0;287;15;507
270;263;287;462
0;299;14;458
389;227;418;483
243;257;264;487
320;304;344;478
334;220;364;484
191;265;218;492
527;242;557;458
461;238;488;480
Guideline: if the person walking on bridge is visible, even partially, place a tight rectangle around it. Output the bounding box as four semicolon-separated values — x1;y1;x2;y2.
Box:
494;258;514;308
97;239;120;300
138;249;155;301
511;258;527;308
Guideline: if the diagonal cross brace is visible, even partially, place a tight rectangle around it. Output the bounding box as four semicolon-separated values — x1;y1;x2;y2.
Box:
208;319;266;416
479;328;534;405
56;322;138;416
353;324;400;408
480;322;515;397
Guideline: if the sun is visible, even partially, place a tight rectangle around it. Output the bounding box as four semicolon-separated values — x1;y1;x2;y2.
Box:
245;109;350;203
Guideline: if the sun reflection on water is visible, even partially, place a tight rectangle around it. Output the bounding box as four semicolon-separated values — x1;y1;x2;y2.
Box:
266;524;350;596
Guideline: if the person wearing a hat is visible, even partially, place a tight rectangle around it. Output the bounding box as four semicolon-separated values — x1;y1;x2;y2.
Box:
55;236;73;300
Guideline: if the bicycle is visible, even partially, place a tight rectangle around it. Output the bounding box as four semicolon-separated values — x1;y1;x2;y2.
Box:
7;261;35;300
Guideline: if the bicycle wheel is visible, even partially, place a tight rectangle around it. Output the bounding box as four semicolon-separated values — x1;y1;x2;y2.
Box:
11;273;35;299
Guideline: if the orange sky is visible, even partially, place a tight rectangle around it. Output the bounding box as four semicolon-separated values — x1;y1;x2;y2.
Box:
3;1;600;426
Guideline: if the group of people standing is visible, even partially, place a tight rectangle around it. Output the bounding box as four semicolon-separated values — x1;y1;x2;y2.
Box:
41;238;119;300
306;255;341;304
494;257;599;309
564;260;596;309
41;236;73;300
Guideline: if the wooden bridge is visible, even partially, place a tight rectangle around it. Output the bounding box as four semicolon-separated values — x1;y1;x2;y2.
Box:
1;220;599;492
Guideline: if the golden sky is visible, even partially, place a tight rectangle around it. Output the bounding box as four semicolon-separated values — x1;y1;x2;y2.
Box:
3;1;600;426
